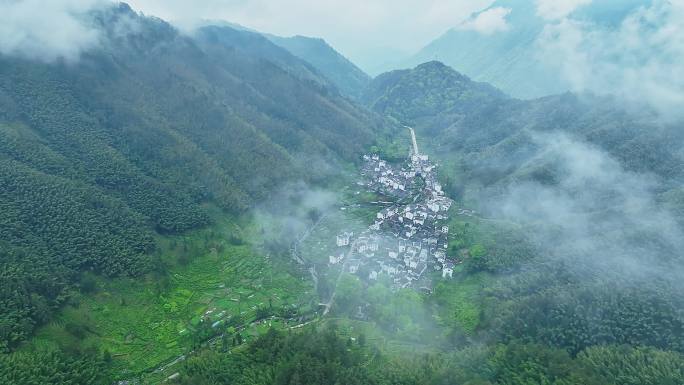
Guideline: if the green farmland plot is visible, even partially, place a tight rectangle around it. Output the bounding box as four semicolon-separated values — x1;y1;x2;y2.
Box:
25;220;315;378
431;270;491;335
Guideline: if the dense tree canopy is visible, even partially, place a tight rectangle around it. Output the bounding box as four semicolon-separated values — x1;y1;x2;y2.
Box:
0;347;108;385
0;3;387;351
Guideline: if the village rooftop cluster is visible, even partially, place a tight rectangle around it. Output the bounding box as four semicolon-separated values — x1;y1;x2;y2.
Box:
329;147;459;291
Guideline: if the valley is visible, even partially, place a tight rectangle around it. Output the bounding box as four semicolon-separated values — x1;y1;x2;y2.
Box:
25;215;316;382
23;125;480;384
2;2;684;385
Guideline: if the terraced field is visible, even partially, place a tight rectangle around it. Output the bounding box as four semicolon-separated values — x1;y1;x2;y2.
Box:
24;217;315;379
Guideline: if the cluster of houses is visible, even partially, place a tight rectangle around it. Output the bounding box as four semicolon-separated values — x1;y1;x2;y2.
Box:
329;151;459;291
360;154;414;199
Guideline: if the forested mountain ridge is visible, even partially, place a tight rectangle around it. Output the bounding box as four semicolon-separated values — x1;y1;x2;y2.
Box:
0;2;387;352
367;62;684;274
189;21;371;100
366;61;684;186
403;0;654;99
363;61;506;125
266;34;371;100
362;60;684;377
2;2;683;383
194;25;333;93
403;0;552;99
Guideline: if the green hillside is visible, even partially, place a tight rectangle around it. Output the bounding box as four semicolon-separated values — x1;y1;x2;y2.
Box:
267;34;371;100
366;61;684;185
0;3;387;353
363;61;506;124
2;2;683;385
360;60;684;384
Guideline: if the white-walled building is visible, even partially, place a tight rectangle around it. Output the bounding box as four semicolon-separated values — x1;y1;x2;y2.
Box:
329;254;344;265
336;232;353;247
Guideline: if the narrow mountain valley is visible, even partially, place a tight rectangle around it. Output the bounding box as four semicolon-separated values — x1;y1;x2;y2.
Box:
1;2;683;385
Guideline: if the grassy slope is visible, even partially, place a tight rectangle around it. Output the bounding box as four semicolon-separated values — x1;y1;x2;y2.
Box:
24;213;314;379
432;269;490;335
19;131;504;382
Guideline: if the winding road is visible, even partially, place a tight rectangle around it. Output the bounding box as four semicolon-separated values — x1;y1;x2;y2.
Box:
319;236;363;316
406;126;420;155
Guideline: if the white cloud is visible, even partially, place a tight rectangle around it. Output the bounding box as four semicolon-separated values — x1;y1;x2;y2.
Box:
535;0;593;20
0;0;105;62
458;6;511;35
537;0;684;118
489;131;683;278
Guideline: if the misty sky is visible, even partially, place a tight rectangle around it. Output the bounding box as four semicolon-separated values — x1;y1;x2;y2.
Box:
123;0;607;73
124;0;494;71
1;0;682;112
0;0;658;72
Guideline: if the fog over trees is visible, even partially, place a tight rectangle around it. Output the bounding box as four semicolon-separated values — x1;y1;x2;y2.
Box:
1;1;683;384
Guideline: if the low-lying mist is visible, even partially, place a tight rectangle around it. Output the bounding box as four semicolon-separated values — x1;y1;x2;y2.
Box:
538;0;684;120
480;130;684;286
251;181;340;247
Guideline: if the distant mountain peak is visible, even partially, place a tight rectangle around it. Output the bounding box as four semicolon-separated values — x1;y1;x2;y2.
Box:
415;60;449;69
413;60;471;80
265;34;370;100
402;0;654;99
189;20;370;100
363;61;506;123
116;1;135;14
288;35;326;43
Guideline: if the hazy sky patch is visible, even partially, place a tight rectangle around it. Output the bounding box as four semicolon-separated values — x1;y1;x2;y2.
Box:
125;0;494;72
457;7;512;35
535;0;593;20
2;0;683;112
0;0;106;62
537;0;684;118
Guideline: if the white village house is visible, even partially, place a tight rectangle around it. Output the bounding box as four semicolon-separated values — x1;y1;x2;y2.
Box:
336;232;353;247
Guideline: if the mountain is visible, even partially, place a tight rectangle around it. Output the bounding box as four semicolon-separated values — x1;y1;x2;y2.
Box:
404;0;652;99
364;61;684;380
367;61;684;194
363;61;505;125
0;3;387;351
266;35;371;100
195;25;333;91
194;21;371;100
3;2;684;385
